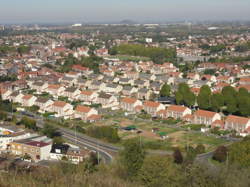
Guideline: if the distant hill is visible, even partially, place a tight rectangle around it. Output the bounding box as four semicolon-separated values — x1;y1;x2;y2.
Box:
120;19;137;25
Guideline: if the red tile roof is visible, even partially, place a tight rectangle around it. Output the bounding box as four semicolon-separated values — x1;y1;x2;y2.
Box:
167;105;187;113
75;105;91;113
144;101;160;108
121;97;137;104
194;110;218;118
53;101;67;107
226;115;250;125
22;94;33;100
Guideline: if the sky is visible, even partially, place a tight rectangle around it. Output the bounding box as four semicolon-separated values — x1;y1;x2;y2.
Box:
0;0;250;23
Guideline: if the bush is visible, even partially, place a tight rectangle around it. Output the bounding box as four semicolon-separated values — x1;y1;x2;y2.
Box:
213;146;228;163
86;126;120;143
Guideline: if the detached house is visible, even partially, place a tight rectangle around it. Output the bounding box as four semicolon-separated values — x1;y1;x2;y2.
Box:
166;105;192;120
63;87;81;100
0;89;12;100
21;95;37;107
35;97;54;113
137;88;152;100
120;97;142;113
74;105;98;121
95;93;118;108
9;92;24;103
47;84;65;97
193;110;221;126
225;115;250;134
122;86;138;96
104;83;123;93
143;101;165;116
79;90;98;104
50;101;74;119
30;82;48;93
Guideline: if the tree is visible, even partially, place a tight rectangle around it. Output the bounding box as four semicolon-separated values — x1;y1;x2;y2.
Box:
160;83;171;97
20;117;37;131
195;144;205;154
175;91;183;105
173;148;183;164
211;93;224;112
184;91;196;107
120;138;146;178
0;111;7;121
138;155;182;187
42;124;58;138
197;85;211;110
213;146;228;163
229;137;250;167
53;136;65;145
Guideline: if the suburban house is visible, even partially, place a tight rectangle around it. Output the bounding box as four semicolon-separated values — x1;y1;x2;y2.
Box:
95;92;118;108
21;94;37;107
224;115;250;133
143;101;165;116
104;83;123;93
50;101;74;119
60;76;77;86
120;97;142;113
122;86;138;96
0;89;12;100
9;92;24;103
134;80;150;88
239;77;250;85
166;105;192;119
46;84;65;97
63;87;81;100
35;97;54;113
10;140;52;162
30;82;48;93
137;88;152;100
119;78;134;86
88;81;106;91
74;105;98;121
193;110;221;126
79;90;98;104
50;144;91;164
72;65;93;76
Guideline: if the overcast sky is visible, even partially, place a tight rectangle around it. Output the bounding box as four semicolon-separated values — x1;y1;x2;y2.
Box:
0;0;250;23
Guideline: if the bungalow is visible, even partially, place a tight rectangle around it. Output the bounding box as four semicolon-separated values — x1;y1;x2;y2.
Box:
224;115;250;133
120;97;142;113
63;87;81;100
193;110;221;126
21;95;37;107
50;101;74;119
79;90;98;104
35;97;54;113
74;105;98;121
95;92;118;108
166;105;192;120
143;101;165;116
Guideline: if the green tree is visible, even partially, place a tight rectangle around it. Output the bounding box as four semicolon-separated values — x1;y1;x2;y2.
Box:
175;91;183;105
229;137;250;167
42;124;58;138
211;93;224;112
197;85;211;110
138;155;182;187
160;83;171;97
120;138;146;179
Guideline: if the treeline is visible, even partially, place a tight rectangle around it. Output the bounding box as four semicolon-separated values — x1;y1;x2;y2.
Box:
109;44;176;64
199;44;226;54
0;75;18;82
174;83;250;117
0;44;30;56
58;54;103;73
86;126;120;143
235;41;250;52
